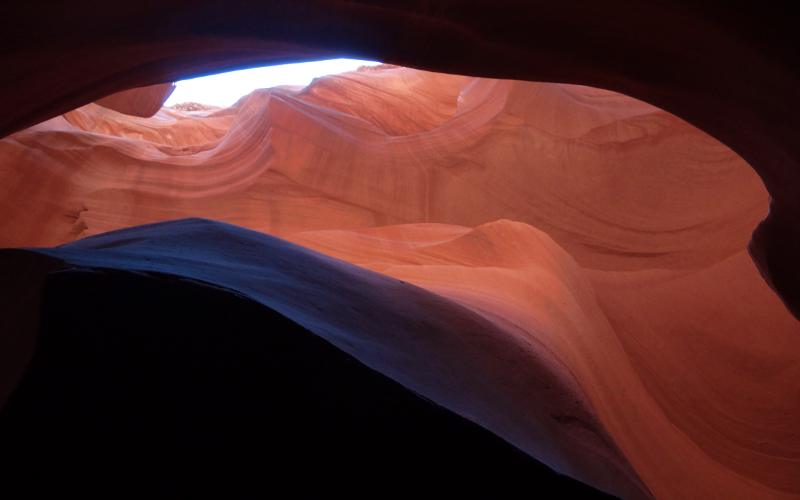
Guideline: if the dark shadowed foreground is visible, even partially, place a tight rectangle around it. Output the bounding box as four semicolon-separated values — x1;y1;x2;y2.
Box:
0;220;618;498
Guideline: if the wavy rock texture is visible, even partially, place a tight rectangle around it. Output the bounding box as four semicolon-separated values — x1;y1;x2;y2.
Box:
1;66;799;498
2;2;799;323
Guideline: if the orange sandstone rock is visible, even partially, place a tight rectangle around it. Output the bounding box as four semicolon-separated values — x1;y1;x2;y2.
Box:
0;65;798;499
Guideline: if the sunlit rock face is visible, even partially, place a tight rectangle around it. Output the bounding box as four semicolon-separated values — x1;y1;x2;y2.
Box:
1;65;799;499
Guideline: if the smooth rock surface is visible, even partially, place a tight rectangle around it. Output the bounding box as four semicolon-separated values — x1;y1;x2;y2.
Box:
2;2;799;320
0;65;798;498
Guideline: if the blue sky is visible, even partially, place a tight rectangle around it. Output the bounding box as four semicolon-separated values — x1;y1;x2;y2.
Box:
164;59;381;107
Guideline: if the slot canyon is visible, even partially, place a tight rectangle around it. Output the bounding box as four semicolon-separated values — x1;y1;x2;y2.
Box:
1;3;798;498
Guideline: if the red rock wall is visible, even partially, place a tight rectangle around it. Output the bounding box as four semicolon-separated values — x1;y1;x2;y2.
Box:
1;64;798;498
2;1;798;320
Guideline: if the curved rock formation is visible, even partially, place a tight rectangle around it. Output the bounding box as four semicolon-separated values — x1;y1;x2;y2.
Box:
1;254;613;499
0;67;768;256
0;65;798;498
95;82;176;117
2;219;642;498
1;1;799;320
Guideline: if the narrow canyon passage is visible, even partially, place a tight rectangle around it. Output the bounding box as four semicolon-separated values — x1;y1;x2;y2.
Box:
0;64;798;499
